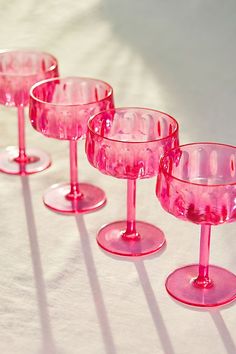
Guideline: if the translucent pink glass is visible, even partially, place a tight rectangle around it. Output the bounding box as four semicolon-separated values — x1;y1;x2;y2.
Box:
157;142;236;307
0;49;59;175
86;107;179;256
29;76;114;214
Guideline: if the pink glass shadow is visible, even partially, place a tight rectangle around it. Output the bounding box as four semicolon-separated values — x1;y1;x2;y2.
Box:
0;50;59;175
157;142;236;307
29;76;114;214
86;107;179;256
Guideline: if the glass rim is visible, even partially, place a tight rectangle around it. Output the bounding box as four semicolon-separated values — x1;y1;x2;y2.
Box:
159;141;236;187
0;49;58;77
30;76;113;107
87;107;179;144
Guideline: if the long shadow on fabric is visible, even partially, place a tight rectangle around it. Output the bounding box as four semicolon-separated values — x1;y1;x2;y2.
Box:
99;243;174;354
135;260;175;354
167;282;236;354
21;176;57;354
210;310;236;354
76;215;117;354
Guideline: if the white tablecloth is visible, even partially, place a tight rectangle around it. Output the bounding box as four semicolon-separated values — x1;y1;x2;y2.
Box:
0;1;236;353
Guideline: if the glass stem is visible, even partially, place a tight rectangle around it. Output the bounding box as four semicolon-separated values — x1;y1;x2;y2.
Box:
123;179;139;239
17;105;27;161
68;140;82;199
194;224;212;287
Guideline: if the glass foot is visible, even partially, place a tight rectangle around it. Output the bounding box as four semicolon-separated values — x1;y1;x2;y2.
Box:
97;220;165;257
166;264;236;307
0;146;51;175
43;182;106;214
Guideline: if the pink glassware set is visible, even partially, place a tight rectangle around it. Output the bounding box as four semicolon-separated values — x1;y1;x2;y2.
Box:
1;49;236;308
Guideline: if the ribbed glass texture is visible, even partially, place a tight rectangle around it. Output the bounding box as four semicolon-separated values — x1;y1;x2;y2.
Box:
86;108;179;179
157;143;236;225
0;50;58;107
29;77;114;141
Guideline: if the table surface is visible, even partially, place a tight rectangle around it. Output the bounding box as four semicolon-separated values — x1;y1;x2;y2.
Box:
0;1;236;353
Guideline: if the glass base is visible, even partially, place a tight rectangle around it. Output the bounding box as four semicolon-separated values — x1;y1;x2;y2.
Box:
97;220;165;257
43;182;106;215
166;264;236;307
0;146;51;175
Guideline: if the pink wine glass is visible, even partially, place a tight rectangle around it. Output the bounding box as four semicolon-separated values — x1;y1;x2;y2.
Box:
157;142;236;307
29;76;114;214
86;107;179;256
0;49;59;175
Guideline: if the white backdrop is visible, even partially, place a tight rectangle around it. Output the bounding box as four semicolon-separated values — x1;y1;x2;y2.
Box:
0;1;236;353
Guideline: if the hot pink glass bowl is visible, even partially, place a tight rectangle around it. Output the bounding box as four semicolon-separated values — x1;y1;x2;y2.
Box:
29;76;114;214
86;107;179;256
157;142;236;307
0;49;59;175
